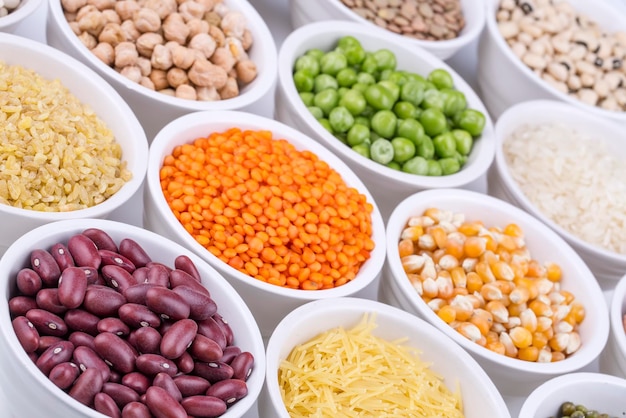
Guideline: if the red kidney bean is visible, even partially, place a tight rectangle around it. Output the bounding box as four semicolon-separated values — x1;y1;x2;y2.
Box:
158;319;175;336
73;345;111;382
153;372;182;403
173;375;211;397
174;255;202;282
145;264;170;287
146;261;172;273
100;250;136;274
68;331;96;351
169;269;209;296
189;334;223;363
94;392;122;418
123;284;157;306
128;326;162;355
121;372;151;395
69;367;104;406
64;309;100;336
57;267;88;309
68;234;102;269
119;239;152;269
196;317;227;350
12;316;40;353
220;345;241;364
145;386;187;418
36;340;74;376
181;395;227;417
146;287;190;321
102;382;141;408
230;351;254;381
118;303;161;329
50;242;75;271
48;361;80;390
131;267;149;285
98;317;130;337
109;369;123;384
94;332;137;374
83;285;127;317
102;265;136;293
28;351;39;363
160;318;197;360
9;295;37;317
37;335;63;354
206;378;248;405
136;353;178;377
16;268;42;296
212;314;233;347
82;228;119;252
121;401;151;418
80;266;101;285
35;288;67;315
193;361;233;384
172;286;216;321
30;248;61;286
174;351;195;375
26;308;67;337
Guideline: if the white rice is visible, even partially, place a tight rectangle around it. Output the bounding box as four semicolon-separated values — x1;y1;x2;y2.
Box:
503;122;626;255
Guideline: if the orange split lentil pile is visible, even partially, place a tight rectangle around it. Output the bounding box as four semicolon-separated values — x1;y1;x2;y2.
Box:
159;128;375;290
398;208;586;363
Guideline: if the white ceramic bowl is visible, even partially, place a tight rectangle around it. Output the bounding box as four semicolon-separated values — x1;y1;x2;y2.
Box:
0;0;44;33
0;32;147;256
258;297;511;417
144;110;386;339
288;0;485;60
380;188;609;397
46;0;278;142
0;218;265;418
518;372;626;418
478;0;626;122
276;21;496;220
488;100;626;286
599;274;626;379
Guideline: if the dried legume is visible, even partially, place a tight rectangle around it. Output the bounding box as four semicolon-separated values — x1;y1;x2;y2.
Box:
497;0;626;112
397;207;585;362
0;62;131;211
553;401;618;418
340;0;465;41
0;0;21;17
159;127;375;290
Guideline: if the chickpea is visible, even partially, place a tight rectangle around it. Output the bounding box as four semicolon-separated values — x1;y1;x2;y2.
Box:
75;4;98;22
133;7;161;33
69;21;81;36
175;84;198;100
119;65;142;83
224;37;248;61
197;86;220;101
158;88;176;97
120;20;140;42
141;0;177;20
114;41;139;68
91;42;115;66
220;11;246;39
77;10;107;37
78;31;98;50
235;59;257;84
208;25;225;48
213;2;229;18
211;47;236;72
218;76;239;100
98;23;126;47
241;28;253;51
139;76;156;90
163;13;190;45
171;45;197;70
188;58;227;88
204;11;222;27
136;32;164;57
136;57;152;77
166;67;189;88
188;33;216;60
178;1;205;22
151;44;173;71
186;19;210;38
61;0;87;14
64;11;77;23
195;0;219;11
114;0;139;21
87;0;115;11
149;69;170;90
101;9;121;25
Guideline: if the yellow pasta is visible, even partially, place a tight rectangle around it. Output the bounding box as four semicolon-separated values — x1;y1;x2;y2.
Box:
278;313;464;418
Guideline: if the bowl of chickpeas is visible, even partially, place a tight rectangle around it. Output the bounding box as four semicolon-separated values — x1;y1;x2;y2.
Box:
46;0;278;142
380;188;609;397
276;21;496;219
599;273;626;379
0;0;44;33
143;110;387;339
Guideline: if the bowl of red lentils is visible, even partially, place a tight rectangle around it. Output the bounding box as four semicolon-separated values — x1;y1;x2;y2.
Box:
599;273;626;379
0;32;148;257
380;188;609;398
143;110;387;339
289;0;486;60
478;0;626;122
46;0;278;142
0;0;43;33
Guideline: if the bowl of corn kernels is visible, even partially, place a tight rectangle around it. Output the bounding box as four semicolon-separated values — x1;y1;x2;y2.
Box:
599;273;626;379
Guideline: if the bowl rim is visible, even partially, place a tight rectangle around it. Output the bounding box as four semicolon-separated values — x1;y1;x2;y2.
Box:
0;0;44;30
263;297;511;418
146;109;387;300
609;274;626;359
484;0;626;121
493;99;626;265
277;20;496;189
0;32;148;220
0;218;266;418
385;188;609;375
46;0;278;112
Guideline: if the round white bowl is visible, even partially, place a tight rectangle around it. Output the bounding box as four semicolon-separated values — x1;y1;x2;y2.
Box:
0;218;265;418
45;0;278;142
380;188;609;397
0;32;147;256
599;273;626;379
276;21;496;220
258;297;511;417
144;110;386;339
488;100;626;286
288;0;485;60
0;0;44;33
478;0;626;122
518;372;626;418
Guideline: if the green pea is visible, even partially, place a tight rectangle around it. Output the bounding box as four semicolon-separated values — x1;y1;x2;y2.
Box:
314;73;338;93
328;106;354;133
391;137;416;164
422;89;445;110
307;106;324;119
320;51;347;76
318;118;333;133
370;110;397;139
356;72;376;85
299;91;314;107
428;68;454;90
393;101;417;119
337;87;349;98
293;70;314;92
561;403;577;416
305;48;325;60
351;143;370;159
379;69;393;81
361;105;375;118
334;133;347;144
455;108;486;137
370;138;394;165
400;80;425;106
419;108;447;137
336;67;358;87
416;135;435;159
370;130;381;142
451;129;473;155
339;89;367;116
373;48;396;71
313;89;339;116
361;54;378;74
347;123;370;146
378;80;400;103
441;89;467;117
432;132;457;158
344;46;366;66
386;161;402;170
364;84;394;110
351;82;369;93
427;160;443;176
388;71;409;86
294;55;320;77
337;35;362;51
453;151;468;167
402;156;429;175
439;157;460;175
396;118;425;147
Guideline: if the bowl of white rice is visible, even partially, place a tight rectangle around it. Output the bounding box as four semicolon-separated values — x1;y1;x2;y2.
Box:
488;99;626;286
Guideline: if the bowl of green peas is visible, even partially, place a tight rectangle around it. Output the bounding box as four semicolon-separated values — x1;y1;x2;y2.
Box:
275;21;496;219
